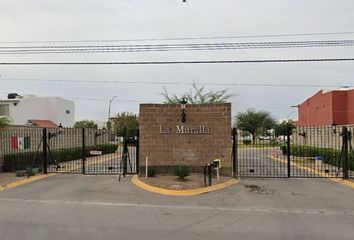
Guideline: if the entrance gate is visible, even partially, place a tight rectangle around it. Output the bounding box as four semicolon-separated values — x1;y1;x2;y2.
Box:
234;126;354;179
44;127;139;176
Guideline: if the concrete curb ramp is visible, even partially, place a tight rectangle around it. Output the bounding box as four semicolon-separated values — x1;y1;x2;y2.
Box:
131;175;239;196
0;173;58;191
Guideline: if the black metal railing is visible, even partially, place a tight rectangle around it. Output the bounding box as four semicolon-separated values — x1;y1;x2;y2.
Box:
0;126;139;176
233;125;354;179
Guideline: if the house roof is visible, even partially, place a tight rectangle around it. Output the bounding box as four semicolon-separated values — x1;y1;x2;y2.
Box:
29;119;58;128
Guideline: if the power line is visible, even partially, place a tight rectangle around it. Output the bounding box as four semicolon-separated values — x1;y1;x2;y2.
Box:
1;31;354;44
1;39;354;54
1;78;352;88
1;57;354;65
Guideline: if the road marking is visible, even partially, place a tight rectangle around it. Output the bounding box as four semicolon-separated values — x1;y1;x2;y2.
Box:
0;197;353;216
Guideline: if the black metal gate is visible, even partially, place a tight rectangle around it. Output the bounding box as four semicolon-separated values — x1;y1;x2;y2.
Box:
234;126;354;179
44;127;139;176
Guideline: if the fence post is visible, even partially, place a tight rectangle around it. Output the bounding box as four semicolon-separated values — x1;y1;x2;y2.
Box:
122;126;128;176
136;129;140;175
82;128;86;175
342;126;349;179
232;128;238;178
42;128;48;174
208;164;212;186
287;127;291;178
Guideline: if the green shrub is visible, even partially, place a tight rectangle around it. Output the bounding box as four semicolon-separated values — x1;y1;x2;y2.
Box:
3;143;118;172
270;139;278;146
15;170;25;177
243;140;252;145
148;168;157;177
280;144;353;170
25;166;36;177
174;164;189;179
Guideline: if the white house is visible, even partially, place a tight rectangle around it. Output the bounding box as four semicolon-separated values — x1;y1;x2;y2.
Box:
0;93;75;127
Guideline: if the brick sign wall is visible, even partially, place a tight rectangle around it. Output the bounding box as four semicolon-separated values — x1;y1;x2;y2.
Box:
139;103;232;174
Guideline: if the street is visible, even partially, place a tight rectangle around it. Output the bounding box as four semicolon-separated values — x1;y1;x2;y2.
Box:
0;174;353;240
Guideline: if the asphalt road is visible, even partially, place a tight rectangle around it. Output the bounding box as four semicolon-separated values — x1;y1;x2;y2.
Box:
0;174;354;240
238;147;288;177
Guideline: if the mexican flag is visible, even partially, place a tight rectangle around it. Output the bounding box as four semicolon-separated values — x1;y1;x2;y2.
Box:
11;136;31;150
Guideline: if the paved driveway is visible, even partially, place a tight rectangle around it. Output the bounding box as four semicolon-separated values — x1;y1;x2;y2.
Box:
0;174;354;240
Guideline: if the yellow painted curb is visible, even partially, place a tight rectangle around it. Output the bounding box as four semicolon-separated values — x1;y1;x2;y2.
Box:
269;155;354;190
330;178;354;189
0;185;5;191
5;173;58;189
131;175;239;196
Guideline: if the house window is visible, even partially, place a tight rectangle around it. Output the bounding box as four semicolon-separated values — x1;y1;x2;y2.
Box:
0;104;9;116
66;110;70;114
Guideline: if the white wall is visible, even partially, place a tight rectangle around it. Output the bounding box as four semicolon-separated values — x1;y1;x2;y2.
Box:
7;97;75;127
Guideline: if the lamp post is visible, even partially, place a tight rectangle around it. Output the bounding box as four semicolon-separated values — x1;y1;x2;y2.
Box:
108;96;117;121
181;97;187;123
94;128;106;145
331;122;337;134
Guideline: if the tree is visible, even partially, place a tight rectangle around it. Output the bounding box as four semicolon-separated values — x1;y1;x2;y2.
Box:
0;116;11;128
112;112;139;137
74;120;98;129
235;109;276;144
161;83;234;104
274;120;295;136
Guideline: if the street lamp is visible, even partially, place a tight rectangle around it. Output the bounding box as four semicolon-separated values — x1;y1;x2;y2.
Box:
48;123;63;139
181;97;187;123
331;122;337;134
108;96;117;121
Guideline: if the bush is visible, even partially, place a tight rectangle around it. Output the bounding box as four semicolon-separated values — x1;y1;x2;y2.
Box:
243;140;252;145
15;170;25;177
174;164;189;179
270;139;278;146
280;145;287;155
3;143;118;172
25;166;36;177
281;144;353;170
147;168;157;177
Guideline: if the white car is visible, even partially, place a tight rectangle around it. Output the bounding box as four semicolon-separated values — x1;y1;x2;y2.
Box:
259;136;271;140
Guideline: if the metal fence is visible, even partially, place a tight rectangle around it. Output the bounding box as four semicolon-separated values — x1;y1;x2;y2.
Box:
0;126;139;176
234;126;354;179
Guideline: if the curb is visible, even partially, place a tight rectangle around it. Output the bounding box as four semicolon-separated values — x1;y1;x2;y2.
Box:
269;155;354;190
330;178;354;189
0;173;58;191
131;175;239;196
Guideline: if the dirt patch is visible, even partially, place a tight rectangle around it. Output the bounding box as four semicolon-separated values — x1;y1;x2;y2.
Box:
139;173;232;190
245;184;263;192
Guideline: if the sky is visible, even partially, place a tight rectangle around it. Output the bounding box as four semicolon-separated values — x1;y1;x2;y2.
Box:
1;0;354;123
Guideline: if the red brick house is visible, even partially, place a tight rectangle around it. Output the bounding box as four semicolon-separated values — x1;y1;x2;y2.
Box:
297;88;354;126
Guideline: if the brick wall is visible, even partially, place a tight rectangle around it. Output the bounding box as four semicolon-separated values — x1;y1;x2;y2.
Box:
139;103;232;175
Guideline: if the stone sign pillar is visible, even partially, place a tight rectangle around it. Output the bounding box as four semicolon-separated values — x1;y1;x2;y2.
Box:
139;103;232;175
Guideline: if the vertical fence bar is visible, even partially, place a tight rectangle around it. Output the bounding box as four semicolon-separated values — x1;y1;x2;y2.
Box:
342;126;349;179
122;126;127;176
42;128;48;174
136;129;140;175
287;127;291;178
82;128;86;175
232;128;237;178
